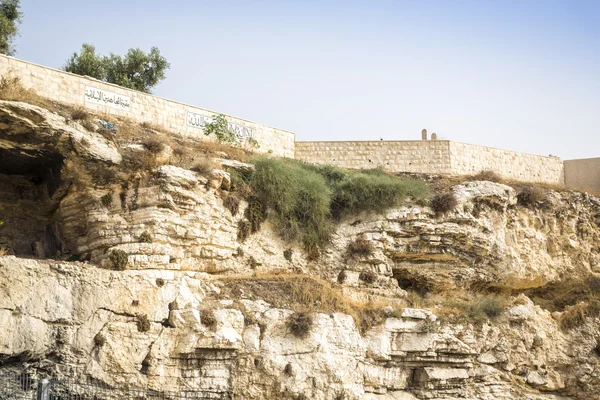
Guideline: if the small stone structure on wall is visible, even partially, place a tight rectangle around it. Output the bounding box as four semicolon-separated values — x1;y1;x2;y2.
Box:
0;55;295;157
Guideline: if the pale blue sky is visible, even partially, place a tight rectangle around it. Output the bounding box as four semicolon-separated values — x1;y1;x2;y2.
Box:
12;0;600;159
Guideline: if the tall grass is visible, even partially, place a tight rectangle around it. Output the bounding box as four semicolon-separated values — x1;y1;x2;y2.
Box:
249;157;333;252
239;157;429;252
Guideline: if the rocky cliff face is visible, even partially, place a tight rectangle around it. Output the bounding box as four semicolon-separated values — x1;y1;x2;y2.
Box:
1;100;600;399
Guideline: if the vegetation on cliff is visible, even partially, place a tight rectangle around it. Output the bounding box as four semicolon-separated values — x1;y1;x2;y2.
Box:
232;157;429;254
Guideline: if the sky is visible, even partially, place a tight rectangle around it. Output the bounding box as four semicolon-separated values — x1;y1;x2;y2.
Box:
11;0;600;160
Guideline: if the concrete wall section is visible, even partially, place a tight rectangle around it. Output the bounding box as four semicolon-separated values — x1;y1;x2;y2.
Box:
564;158;600;192
295;140;453;174
449;142;564;184
0;55;295;157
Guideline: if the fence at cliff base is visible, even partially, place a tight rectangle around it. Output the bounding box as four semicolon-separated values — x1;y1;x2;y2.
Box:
0;370;228;400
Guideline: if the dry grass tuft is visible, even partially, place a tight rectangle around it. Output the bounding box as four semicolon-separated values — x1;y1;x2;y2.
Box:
560;300;600;330
71;108;89;121
191;156;218;176
389;252;461;264
222;273;389;334
440;294;506;324
359;270;377;284
516;185;547;207
0;75;56;111
471;170;503;183
347;238;375;257
430;192;457;214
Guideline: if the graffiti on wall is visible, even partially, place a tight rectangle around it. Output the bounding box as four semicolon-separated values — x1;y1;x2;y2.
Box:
186;111;255;140
85;86;131;111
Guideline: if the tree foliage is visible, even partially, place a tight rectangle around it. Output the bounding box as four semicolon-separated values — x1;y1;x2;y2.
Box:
0;0;22;56
64;43;170;93
203;114;236;143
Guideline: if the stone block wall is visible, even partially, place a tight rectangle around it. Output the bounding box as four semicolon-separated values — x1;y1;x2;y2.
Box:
295;140;566;184
564;158;600;192
0;55;295;157
295;140;453;174
449;142;564;184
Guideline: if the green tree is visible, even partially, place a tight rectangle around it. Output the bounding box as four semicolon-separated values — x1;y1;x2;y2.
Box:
63;43;105;79
64;44;170;93
0;0;22;56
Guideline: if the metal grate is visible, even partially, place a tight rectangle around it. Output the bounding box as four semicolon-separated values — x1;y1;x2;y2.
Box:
0;371;228;400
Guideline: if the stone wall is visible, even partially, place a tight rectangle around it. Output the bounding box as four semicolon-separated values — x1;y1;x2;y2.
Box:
564;158;600;192
295;140;565;184
448;142;564;184
295;140;453;174
0;55;295;157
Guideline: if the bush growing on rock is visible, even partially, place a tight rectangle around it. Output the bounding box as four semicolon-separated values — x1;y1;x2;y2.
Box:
139;231;152;243
223;195;240;216
517;185;547;207
200;309;216;328
444;294;506;324
359;270;377;284
283;248;293;262
93;333;106;347
288;312;313;339
245;157;428;253
136;314;151;332
472;170;503;183
109;250;128;270
430;193;457;214
100;194;113;206
347;238;374;257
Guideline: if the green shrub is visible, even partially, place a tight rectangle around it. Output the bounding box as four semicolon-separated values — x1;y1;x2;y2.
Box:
347;238;374;257
324;167;429;220
517;186;547;207
250;158;333;251
139;231;152;243
137;314;151;332
288;312;312;339
203;114;236;143
283;248;293;262
109;250;128;270
247;158;428;251
237;220;250;242
430;193;457;214
244;195;268;233
100;194;113;206
224;195;240;216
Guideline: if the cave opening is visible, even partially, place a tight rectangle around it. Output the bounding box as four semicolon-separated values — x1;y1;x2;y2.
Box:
0;147;66;258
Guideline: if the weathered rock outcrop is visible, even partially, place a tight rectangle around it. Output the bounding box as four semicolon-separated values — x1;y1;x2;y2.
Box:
2;99;600;399
3;257;595;399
